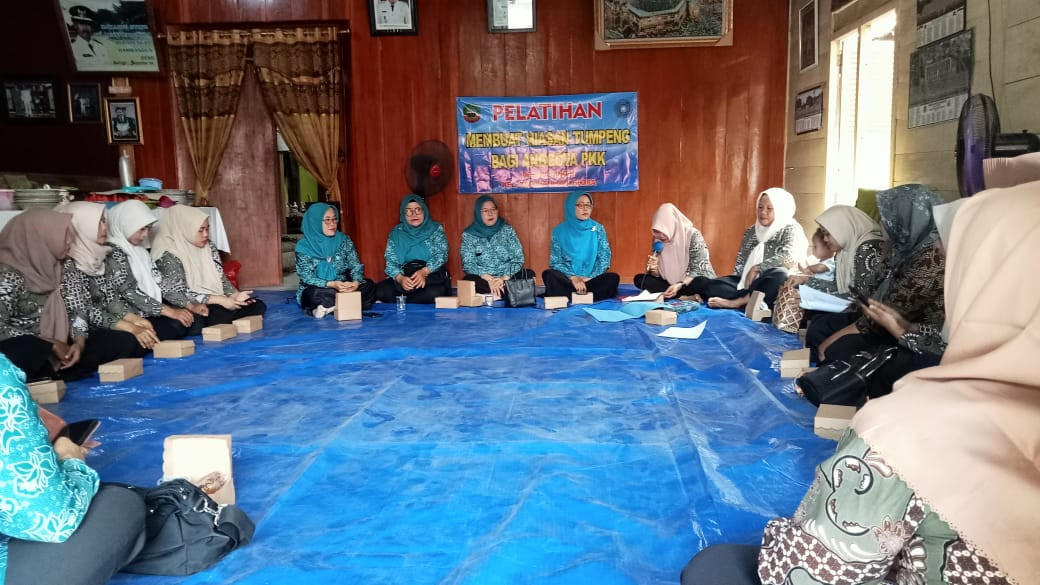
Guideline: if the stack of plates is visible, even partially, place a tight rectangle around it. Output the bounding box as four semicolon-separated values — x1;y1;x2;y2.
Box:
14;189;68;210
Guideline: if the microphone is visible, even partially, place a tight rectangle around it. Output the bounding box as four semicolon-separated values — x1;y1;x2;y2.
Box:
651;240;664;257
640;240;665;291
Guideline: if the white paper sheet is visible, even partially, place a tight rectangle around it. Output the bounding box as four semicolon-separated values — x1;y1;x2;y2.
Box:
657;321;707;339
799;285;853;313
623;289;664;302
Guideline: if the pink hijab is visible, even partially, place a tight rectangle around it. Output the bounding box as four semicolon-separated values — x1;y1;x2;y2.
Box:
651;203;697;284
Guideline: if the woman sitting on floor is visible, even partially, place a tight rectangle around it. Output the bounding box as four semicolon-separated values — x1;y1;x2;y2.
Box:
295;202;375;317
0;355;147;585
771;205;888;333
805;185;945;367
460;195;534;299
375;195;451;304
57;201;152;376
542;191;619;301
633;202;716;298
152;206;266;326
679;179;1040;585
685;188;806;313
105;199;198;340
0;210;82;381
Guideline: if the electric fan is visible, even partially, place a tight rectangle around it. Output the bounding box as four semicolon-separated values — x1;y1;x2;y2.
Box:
955;94;1000;197
405;140;455;199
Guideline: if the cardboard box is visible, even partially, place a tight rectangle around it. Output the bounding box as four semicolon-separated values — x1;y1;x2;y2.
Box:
571;292;594;305
28;379;66;404
814;404;857;440
335;291;361;321
163;434;236;505
543;296;568;310
202;323;238;342
780;348;811;377
99;358;144;383
456;280;483;307
645;309;677;326
153;340;195;359
435;296;460;309
233;315;263;333
744;290;771;321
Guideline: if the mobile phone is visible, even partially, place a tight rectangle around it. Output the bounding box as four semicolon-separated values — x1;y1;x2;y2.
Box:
849;286;871;307
61;419;100;445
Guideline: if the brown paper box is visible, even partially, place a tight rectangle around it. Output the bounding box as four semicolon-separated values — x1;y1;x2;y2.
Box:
202;323;238;342
571;292;594;305
814;404;857;440
99;358;144;383
543;296;568;310
435;296;460;309
744;290;772;321
645;309;677;326
233;315;263;333
335;291;362;321
780;348;811;377
28;379;66;404
456;281;483;307
153;340;195;359
162;434;236;505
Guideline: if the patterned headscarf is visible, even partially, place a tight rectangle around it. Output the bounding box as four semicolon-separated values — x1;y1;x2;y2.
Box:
873;184;944;298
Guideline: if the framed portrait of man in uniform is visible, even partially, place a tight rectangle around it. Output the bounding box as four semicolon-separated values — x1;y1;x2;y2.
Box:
57;0;161;73
67;82;102;123
368;0;418;36
104;97;143;144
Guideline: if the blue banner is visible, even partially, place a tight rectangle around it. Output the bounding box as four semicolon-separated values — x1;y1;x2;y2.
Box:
456;92;638;193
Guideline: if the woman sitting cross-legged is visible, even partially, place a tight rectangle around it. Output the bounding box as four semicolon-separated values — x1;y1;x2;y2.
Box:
685;188;806;314
375;195;451;304
295;203;375;317
460;195;534;299
542;191;619;301
633;203;716;298
151;206;266;327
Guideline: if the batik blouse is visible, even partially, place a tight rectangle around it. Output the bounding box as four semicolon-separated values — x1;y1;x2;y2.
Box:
682;229;717;279
732;224;801;276
384;225;449;278
154;242;234;307
804;239;889;299
461;224;525;277
295;236;366;304
60;260;129;338
0;265;50;342
104;245;165;318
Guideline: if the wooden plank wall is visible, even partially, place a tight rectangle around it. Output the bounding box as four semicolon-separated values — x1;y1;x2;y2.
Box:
6;0;789;287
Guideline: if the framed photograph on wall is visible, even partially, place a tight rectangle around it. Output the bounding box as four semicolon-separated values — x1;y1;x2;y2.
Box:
795;85;824;135
67;82;102;123
488;0;536;33
56;0;161;73
104;97;143;144
368;0;418;36
799;0;818;71
594;0;734;50
2;81;59;120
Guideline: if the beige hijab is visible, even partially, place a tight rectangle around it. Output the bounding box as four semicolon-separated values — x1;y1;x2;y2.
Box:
150;206;224;295
852;180;1040;585
651;203;697;284
814;205;884;293
55;201;109;277
0;209;73;341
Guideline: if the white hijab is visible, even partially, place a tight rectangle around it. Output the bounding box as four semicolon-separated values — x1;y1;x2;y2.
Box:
740;188;800;286
107;200;162;301
54;201;109;277
150;206;224;295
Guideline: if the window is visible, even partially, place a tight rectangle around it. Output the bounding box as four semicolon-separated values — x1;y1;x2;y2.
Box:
825;10;897;207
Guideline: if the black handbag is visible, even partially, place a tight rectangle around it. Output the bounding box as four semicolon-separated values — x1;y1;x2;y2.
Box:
798;346;898;407
503;276;536;307
121;479;255;576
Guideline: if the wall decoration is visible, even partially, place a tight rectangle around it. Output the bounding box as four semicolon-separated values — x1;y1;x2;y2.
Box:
104;97;143;144
67;82;102;123
799;0;818;72
2;81;59;120
916;0;965;47
488;0;536;33
594;0;733;50
908;28;973;128
57;0;160;73
794;85;824;135
368;0;418;36
456;92;639;194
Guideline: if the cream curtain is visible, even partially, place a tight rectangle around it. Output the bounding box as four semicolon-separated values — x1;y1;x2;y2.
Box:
166;29;251;205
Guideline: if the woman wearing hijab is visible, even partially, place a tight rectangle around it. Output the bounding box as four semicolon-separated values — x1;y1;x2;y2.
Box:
374;194;450;304
680;181;1039;585
0;210;80;380
686;188;807;313
105;200;197;340
542;191;619;301
152;205;266;326
771;205;889;333
295;202;375;317
806;185;945;366
460;195;533;299
633;203;716;298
